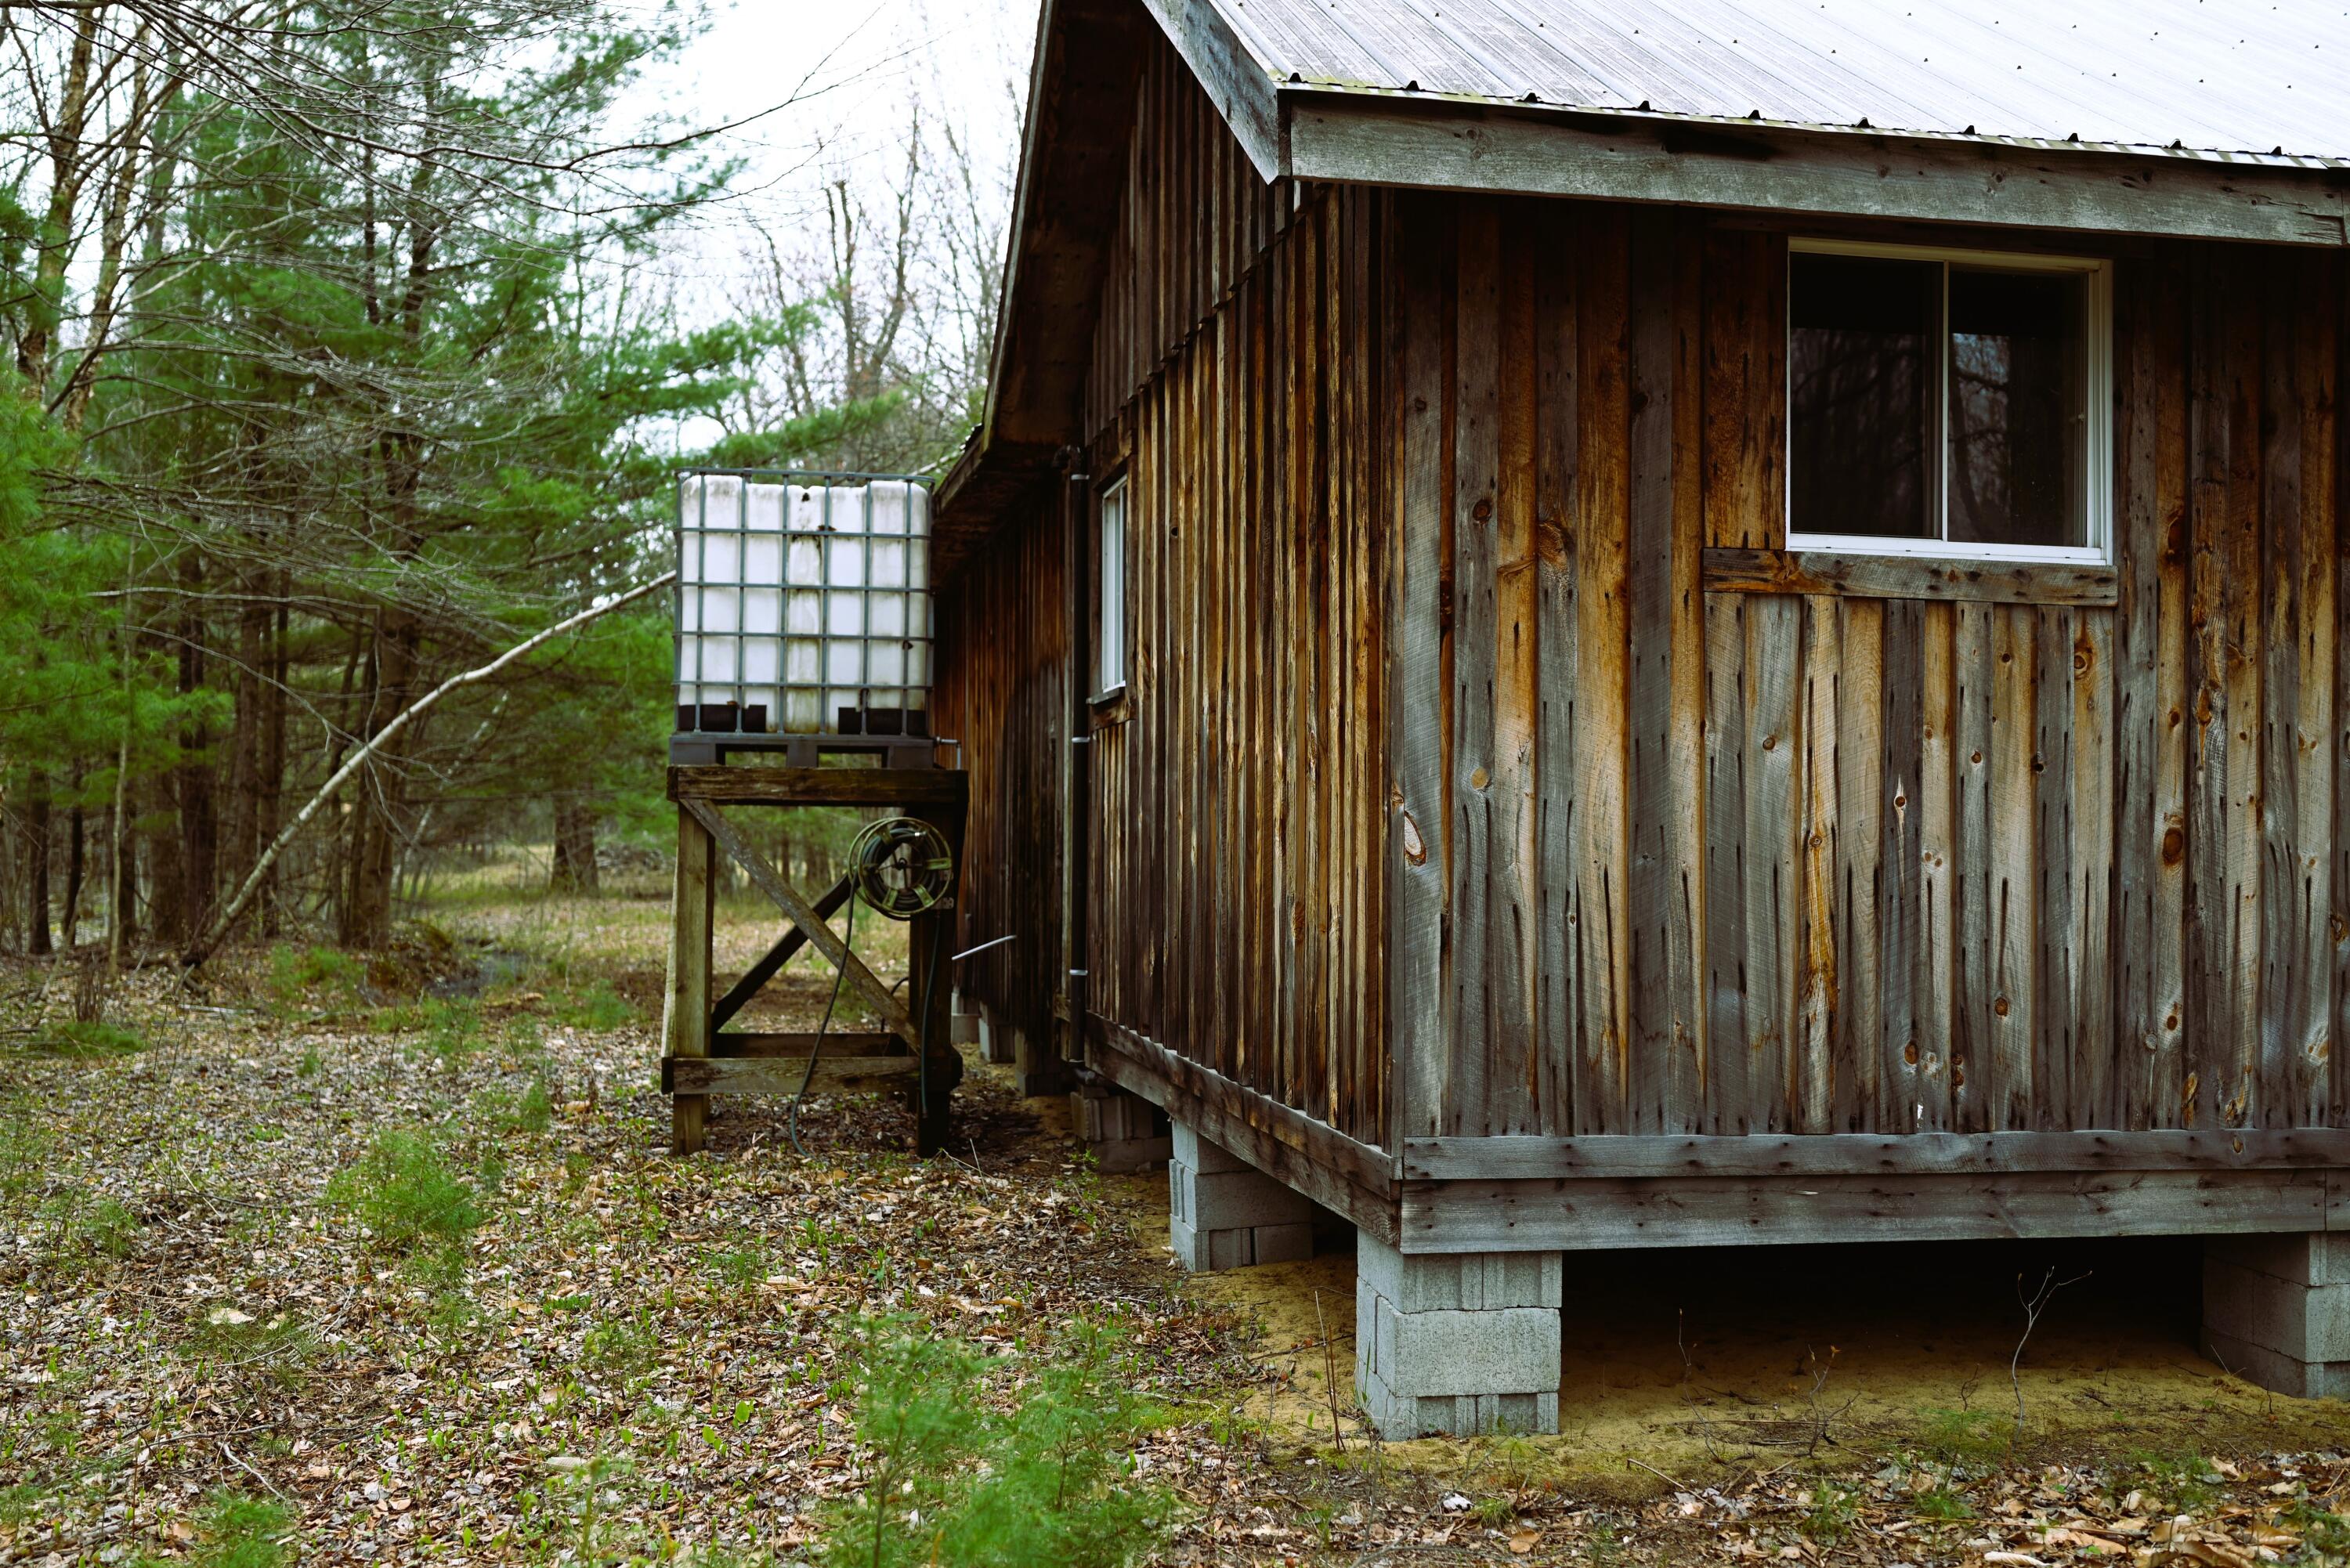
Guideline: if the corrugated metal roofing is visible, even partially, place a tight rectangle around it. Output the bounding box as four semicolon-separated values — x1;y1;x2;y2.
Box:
1219;0;2350;167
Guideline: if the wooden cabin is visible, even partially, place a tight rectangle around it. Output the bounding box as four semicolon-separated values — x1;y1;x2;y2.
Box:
931;0;2350;1433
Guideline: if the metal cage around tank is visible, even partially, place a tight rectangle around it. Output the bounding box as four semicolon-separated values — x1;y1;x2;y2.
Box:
671;468;935;747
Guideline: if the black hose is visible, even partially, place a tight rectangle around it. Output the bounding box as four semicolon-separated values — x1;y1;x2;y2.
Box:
788;894;853;1159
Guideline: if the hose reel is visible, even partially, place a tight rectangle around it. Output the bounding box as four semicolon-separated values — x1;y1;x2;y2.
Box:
848;815;953;920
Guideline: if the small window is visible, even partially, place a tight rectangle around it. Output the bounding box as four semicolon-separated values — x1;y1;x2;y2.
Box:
1095;476;1127;697
1788;239;2110;562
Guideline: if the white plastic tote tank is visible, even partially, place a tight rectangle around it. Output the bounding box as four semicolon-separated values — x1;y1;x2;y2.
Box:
674;472;931;735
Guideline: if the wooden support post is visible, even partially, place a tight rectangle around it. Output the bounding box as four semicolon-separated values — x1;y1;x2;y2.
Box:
907;800;968;1155
667;804;716;1153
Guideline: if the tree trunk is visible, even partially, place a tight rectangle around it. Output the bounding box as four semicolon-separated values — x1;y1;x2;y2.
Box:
258;585;289;936
26;773;52;956
344;604;420;948
550;800;600;895
60;792;85;949
173;552;217;942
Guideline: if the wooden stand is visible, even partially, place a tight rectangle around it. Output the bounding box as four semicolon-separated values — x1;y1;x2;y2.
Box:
663;761;969;1156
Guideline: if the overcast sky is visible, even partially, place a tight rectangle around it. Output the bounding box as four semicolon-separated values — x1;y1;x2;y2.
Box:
617;0;1041;320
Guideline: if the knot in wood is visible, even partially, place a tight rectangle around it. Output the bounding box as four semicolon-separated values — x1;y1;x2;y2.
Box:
1471;497;1494;524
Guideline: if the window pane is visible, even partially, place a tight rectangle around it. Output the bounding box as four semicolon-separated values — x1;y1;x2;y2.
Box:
1097;483;1125;691
1790;252;1938;539
1947;267;2088;548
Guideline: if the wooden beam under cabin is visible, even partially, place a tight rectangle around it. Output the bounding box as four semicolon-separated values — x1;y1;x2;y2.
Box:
1402;1128;2350;1181
1399;1169;2340;1254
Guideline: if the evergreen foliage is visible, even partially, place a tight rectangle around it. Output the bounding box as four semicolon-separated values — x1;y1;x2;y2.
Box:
824;1316;1170;1568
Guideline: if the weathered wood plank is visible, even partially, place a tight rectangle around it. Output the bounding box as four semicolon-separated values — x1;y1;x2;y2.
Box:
2070;610;2116;1129
1449;199;1500;1135
1401;1128;2350;1180
1286;98;2350;250
1989;603;2039;1129
666;805;716;1153
1702;548;2119;608
1533;198;1579;1137
1742;594;1802;1134
1573;204;1632;1134
1089;1017;1400;1244
2034;608;2077;1129
1878;600;1924;1134
1795;595;1839;1133
1391;190;1449;1149
1488;201;1541;1134
1953;602;1994;1132
1836;598;1884;1132
1702;595;1750;1133
709;876;854;1032
2290;255;2337;1133
1399;1170;2331;1254
1915;602;1957;1133
668;766;968;807
1626;206;1678;1134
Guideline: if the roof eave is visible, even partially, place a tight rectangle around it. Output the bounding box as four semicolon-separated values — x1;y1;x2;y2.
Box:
1281;89;2350;248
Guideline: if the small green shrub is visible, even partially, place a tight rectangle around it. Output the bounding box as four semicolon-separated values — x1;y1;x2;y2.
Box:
30;1020;144;1058
420;998;483;1061
553;983;632;1031
41;1190;139;1261
1914;1485;1974;1521
581;1313;659;1376
820;1315;1168;1568
0;1120;51;1209
326;1131;482;1256
473;1078;553;1136
1799;1480;1860;1545
197;1491;291;1568
269;945;364;1005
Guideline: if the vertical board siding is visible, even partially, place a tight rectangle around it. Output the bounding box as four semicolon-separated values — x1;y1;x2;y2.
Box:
931;490;1068;1055
1394;200;2347;1137
1083;144;1390;1145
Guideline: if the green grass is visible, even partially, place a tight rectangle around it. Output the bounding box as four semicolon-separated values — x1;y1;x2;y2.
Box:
269;944;365;1005
551;982;633;1031
420;998;484;1061
707;1245;772;1289
196;1492;292;1568
0;1118;52;1209
473;1077;553;1136
1918;1406;2008;1468
27;1020;145;1058
2124;1449;2225;1512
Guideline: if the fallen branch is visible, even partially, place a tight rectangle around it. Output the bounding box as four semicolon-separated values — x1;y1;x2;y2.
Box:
180;573;676;973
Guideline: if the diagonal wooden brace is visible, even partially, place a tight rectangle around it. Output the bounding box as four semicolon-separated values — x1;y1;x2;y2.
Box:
710;873;853;1031
679;796;920;1052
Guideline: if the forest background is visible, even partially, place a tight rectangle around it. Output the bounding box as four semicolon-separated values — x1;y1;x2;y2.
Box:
0;0;1031;965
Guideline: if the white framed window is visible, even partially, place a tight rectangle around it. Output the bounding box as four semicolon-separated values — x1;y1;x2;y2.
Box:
1787;237;2112;563
1095;475;1127;698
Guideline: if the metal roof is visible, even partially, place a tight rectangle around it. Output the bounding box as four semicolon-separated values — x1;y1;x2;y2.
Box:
1218;0;2350;168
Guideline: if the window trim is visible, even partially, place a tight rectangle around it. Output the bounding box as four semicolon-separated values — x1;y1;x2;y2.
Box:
1784;236;2114;566
1090;473;1129;706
